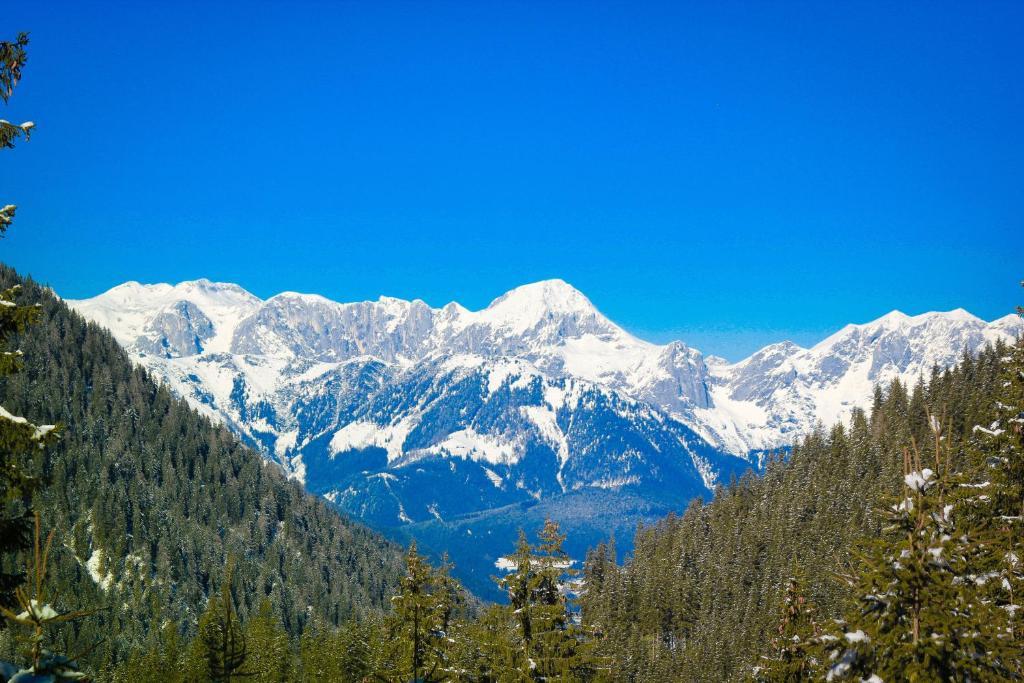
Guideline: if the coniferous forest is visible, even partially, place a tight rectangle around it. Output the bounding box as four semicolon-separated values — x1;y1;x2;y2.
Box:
1;270;1021;683
2;27;1024;683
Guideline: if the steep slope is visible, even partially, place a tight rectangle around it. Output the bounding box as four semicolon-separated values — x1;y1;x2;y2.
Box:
67;279;749;508
580;339;1018;682
66;277;1022;596
68;279;1023;463
701;308;1023;453
0;265;405;666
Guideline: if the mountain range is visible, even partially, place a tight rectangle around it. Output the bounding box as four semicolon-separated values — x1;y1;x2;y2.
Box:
66;278;1023;596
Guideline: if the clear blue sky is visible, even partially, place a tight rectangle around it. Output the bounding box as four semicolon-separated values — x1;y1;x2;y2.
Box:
1;1;1021;359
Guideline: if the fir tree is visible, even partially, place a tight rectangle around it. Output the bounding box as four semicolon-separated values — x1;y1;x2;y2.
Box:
295;618;342;682
0;32;34;229
390;541;447;682
195;561;249;682
0;29;53;615
953;327;1024;674
0;514;94;681
497;520;601;681
825;424;1015;681
756;570;822;682
0;282;53;613
110;621;186;683
336;618;375;682
242;599;291;683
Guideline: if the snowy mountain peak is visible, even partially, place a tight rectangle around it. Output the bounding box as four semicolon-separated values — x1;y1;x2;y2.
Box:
487;279;593;313
68;278;1024;461
866;308;979;329
472;279;607;334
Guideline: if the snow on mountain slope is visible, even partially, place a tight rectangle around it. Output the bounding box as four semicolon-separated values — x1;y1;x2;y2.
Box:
67;278;1022;594
71;279;260;356
700;309;1024;453
69;280;1023;464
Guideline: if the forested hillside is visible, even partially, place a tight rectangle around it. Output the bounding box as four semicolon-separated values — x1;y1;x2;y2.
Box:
0;265;405;670
580;339;1020;681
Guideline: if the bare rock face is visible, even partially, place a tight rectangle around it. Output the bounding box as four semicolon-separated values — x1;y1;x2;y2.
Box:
135;300;215;357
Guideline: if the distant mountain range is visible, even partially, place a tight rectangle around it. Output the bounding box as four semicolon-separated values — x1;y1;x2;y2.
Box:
67;278;1023;596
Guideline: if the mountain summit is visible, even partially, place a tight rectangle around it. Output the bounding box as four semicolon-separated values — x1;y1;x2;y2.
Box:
69;279;1021;458
67;279;1023;594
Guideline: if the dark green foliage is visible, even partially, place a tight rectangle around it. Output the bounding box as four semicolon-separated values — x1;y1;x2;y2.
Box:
580;340;1014;681
104;336;1024;681
197;562;249;682
0;283;54;611
755;571;822;682
492;520;605;682
0;29;47;612
242;599;291;682
0;32;33;159
0;265;405;673
389;541;448;681
824;429;1015;681
0;515;94;682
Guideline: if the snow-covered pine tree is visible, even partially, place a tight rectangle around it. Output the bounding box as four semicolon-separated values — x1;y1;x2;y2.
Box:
389;541;451;682
0;28;52;617
0;515;94;682
756;569;823;682
498;530;536;679
0;32;33;231
497;520;603;681
951;310;1024;675
824;420;1015;682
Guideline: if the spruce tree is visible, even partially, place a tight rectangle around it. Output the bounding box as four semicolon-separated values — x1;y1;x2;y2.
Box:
295;618;342;682
953;328;1024;675
0;29;52;615
242;599;291;683
0;32;33;233
195;562;249;682
825;425;1015;681
0;515;94;681
756;570;823;682
497;520;601;681
390;541;447;682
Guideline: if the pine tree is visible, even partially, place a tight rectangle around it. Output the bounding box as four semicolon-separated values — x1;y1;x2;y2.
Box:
0;29;53;616
0;281;53;613
953;325;1024;674
756;569;822;682
390;541;447;682
195;561;249;682
0;514;94;681
295;618;342;682
336;618;375;682
825;423;1015;681
0;32;34;228
497;520;601;681
242;599;292;682
497;530;537;680
110;621;186;683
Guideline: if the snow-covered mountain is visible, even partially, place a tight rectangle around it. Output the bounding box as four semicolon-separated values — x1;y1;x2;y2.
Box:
69;278;1022;461
67;278;1022;595
69;278;743;506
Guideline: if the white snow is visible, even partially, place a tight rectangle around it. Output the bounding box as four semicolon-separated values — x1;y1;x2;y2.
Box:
425;428;518;466
482;467;504;488
86;548;115;591
904;469;935;492
66;275;1024;505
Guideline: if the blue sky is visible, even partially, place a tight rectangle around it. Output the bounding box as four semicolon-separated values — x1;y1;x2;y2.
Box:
1;1;1021;359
